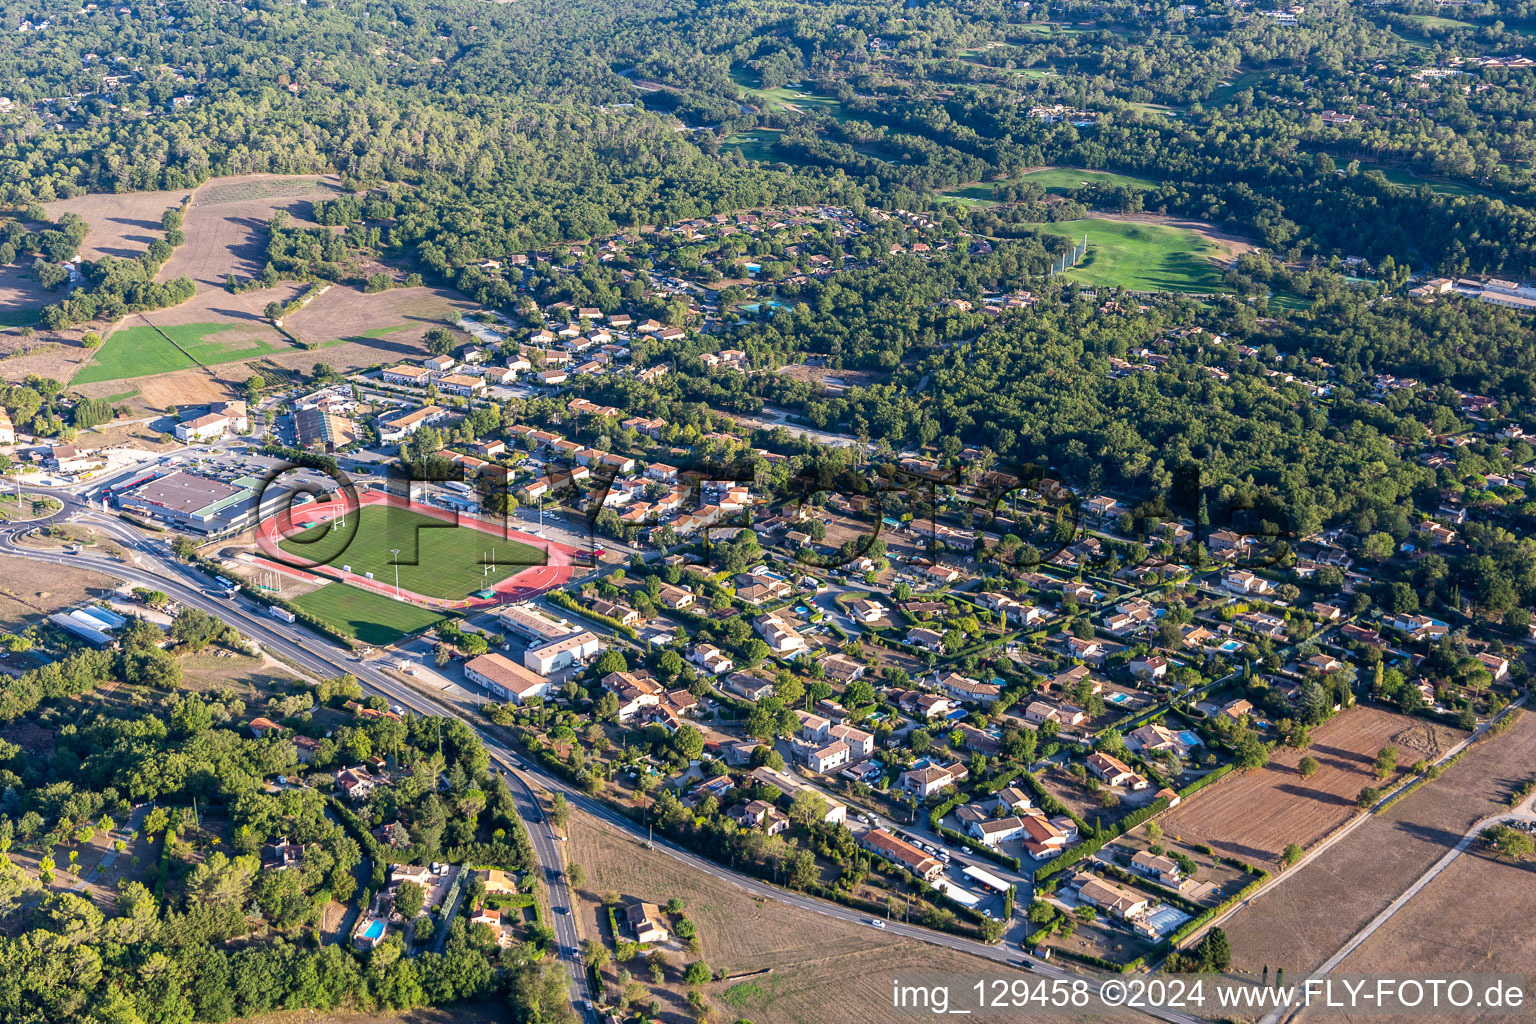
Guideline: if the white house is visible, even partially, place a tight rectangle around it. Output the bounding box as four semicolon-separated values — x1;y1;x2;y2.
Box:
174;412;228;442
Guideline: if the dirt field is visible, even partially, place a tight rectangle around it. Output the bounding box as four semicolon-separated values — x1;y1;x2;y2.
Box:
138;173;342;367
0;262;52;328
162;176;330;288
777;363;893;392
178;648;304;699
566;808;1104;1024
89;364;251;411
35;174;353;402
283;283;475;359
1222;708;1536;977
73;417;185;451
0;554;119;633
45;186;194;262
9;804;158;912
1039;762;1159;832
0;330;97;385
1330;848;1536;1023
1159;707;1461;869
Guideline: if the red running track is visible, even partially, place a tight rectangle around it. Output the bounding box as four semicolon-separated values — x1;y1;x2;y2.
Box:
253;489;577;610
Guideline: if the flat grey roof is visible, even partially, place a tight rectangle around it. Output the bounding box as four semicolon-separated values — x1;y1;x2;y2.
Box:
129;471;241;513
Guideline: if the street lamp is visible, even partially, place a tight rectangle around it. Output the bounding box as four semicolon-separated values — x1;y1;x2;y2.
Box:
391;549;401;599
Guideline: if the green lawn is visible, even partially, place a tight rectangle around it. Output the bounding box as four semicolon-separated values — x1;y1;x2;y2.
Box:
1399;13;1473;29
1020;167;1160;194
278;503;545;600
1361;164;1496;200
723;128;785;163
938;167;1161;207
936;183;1000;208
73;326;197;384
730;68;849;120
74;322;289;385
1035;218;1229;294
1206;69;1267;107
160;322;288;363
291;582;447;646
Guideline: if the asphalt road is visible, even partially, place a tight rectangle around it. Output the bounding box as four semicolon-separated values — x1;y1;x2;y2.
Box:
0;507;1206;1024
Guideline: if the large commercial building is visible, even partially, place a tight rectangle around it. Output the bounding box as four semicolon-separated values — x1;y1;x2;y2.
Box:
464;652;553;703
117;470;289;534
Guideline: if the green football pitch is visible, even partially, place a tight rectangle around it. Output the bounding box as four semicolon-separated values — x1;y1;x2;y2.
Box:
278;504;545;600
290;583;447;646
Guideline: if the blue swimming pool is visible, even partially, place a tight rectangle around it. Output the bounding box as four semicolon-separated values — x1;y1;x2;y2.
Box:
361;920;385;940
1178;730;1202;748
1217;639;1244;653
1108;693;1131;705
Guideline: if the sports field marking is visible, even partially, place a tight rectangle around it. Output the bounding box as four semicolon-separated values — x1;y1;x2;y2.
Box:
275;503;547;601
291;582;447;646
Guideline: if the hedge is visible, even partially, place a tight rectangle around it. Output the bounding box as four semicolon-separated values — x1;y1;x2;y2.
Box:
1166;874;1267;948
979;765;1028;794
1046;945;1141;973
546;590;638;639
1214;853;1266;876
1033;796;1171;881
1097;861;1203;914
259;441;338;475
1013;769;1086;830
928;793;965;828
329;795;387;887
1178;762;1237;799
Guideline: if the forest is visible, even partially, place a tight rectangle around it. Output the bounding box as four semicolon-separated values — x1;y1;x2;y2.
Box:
2;0;1536;1017
0;607;555;1023
7;0;1536;275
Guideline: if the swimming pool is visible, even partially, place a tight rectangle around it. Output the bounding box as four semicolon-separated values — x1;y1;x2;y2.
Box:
1217;639;1244;653
360;920;385;941
1178;730;1202;748
1108;693;1132;705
